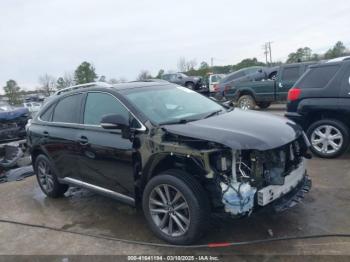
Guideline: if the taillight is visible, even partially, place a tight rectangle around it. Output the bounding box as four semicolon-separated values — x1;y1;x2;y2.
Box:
288;88;301;101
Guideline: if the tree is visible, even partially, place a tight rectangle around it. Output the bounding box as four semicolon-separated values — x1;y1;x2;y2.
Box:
3;80;22;105
233;58;265;71
56;72;74;89
199;61;209;70
156;69;164;79
137;70;152;81
39;74;56;95
324;41;347;59
74;61;98;84
286;47;313;63
177;57;197;72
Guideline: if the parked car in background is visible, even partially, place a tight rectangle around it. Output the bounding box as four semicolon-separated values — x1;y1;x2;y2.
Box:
27;81;311;244
285;59;350;158
207;73;225;93
0;103;30;142
221;63;315;109
25;94;45;102
23;102;42;115
217;66;265;95
161;73;203;90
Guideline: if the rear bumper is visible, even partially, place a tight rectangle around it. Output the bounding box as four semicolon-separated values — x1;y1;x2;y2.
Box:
285;112;306;128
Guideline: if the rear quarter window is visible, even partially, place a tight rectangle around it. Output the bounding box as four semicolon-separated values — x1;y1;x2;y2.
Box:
298;65;340;89
39;103;55;122
52;93;83;123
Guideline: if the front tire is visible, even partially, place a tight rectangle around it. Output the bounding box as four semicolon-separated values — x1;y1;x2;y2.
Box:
307;119;349;158
142;170;210;245
35;154;69;198
237;95;256;110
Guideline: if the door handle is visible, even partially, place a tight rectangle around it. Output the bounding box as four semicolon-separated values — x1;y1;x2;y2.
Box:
78;136;89;145
43;131;49;137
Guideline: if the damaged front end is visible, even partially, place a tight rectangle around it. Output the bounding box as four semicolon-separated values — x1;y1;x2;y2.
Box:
145;119;312;218
0;106;30;142
209;134;312;216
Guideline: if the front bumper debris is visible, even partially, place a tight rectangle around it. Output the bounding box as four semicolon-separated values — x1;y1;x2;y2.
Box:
272;174;312;213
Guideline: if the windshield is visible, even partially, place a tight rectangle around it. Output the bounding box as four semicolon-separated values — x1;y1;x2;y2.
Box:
123;85;224;125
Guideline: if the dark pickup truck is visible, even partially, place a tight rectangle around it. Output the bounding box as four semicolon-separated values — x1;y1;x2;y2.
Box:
223;62;315;110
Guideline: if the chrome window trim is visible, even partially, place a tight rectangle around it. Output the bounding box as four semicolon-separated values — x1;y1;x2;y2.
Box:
38;90;147;132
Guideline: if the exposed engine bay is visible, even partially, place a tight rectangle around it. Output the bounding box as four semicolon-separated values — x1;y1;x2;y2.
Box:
210;134;310;216
146;125;312;217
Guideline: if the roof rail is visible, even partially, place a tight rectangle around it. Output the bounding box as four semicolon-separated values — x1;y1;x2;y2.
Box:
55;82;113;95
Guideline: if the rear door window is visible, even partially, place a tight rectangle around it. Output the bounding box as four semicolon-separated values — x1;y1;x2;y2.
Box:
83;92;129;125
281;66;299;81
298;65;340;88
52;93;83;123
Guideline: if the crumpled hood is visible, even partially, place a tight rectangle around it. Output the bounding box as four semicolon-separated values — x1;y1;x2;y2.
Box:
163;109;303;150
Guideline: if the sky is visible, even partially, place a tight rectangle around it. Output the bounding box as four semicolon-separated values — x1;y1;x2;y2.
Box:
0;0;350;92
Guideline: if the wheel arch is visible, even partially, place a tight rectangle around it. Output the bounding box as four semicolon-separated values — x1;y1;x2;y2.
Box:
236;88;256;100
138;153;207;196
304;110;350;130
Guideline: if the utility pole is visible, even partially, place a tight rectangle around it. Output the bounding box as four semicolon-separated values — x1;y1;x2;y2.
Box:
268;42;273;64
262;42;273;65
262;43;268;64
210;57;214;67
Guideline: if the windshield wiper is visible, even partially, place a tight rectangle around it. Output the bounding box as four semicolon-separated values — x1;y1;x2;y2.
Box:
203;109;223;119
159;118;198;126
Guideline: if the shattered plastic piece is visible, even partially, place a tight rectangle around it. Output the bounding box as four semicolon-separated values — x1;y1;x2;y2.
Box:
220;181;256;216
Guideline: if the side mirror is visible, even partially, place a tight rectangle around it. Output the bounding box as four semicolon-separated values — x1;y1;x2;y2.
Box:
100;114;129;130
177;75;183;79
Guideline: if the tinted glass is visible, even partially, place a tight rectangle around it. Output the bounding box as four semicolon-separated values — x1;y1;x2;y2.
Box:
298;65;340;89
281;67;299;81
52;94;82;123
84;92;129;125
124;85;224;124
40;104;55;122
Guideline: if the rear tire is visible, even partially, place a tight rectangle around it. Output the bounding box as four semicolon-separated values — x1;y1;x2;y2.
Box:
35;154;68;198
237;95;256;110
142;169;210;245
257;102;271;109
307;119;349;158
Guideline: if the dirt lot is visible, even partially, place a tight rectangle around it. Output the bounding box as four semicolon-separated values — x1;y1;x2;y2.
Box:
0;105;349;259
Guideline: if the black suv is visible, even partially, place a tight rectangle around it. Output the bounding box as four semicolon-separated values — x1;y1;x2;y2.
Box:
27;82;311;244
286;59;350;158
